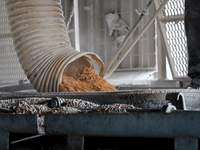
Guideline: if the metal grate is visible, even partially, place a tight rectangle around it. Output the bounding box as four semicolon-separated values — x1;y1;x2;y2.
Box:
164;0;184;17
0;0;27;84
0;38;27;83
166;21;187;77
161;0;187;78
0;0;10;34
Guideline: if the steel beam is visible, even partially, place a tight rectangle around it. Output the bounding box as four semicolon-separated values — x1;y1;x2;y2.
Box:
100;0;155;78
103;0;169;79
74;0;80;52
0;114;38;134
45;112;200;138
175;137;198;150
154;1;177;78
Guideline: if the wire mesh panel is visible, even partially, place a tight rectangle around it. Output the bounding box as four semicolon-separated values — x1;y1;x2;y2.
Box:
162;0;187;78
0;0;10;35
0;38;26;83
0;0;27;84
164;0;184;17
166;21;187;77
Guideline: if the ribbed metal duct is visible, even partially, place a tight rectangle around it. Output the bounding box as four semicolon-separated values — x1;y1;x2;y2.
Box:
6;0;104;92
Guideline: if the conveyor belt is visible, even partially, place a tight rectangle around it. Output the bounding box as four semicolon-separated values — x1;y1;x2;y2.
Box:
0;89;200;150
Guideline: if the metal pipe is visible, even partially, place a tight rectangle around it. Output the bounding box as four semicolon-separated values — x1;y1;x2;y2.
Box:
103;0;169;79
100;0;155;77
10;135;43;144
74;0;80;52
155;18;158;70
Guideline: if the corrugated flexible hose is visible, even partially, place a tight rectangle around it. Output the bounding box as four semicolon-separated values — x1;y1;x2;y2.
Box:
6;0;104;92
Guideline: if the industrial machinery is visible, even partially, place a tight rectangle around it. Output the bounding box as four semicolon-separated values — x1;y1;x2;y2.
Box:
1;89;200;150
1;0;200;150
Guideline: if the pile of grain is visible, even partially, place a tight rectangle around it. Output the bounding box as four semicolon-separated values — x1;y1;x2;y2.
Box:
59;67;117;92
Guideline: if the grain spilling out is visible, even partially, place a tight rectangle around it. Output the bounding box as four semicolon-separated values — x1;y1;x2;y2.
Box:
59;67;117;92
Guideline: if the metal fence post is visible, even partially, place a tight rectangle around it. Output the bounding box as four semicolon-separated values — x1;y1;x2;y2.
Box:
175;137;198;150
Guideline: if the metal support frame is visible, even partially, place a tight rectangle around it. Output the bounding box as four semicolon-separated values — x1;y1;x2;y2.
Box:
0;111;199;150
155;1;176;78
154;1;187;79
44;112;200;150
0;131;9;150
0;91;200;149
74;0;80;52
45;112;200;138
103;0;169;79
101;0;155;78
0;114;38;150
0;114;38;134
